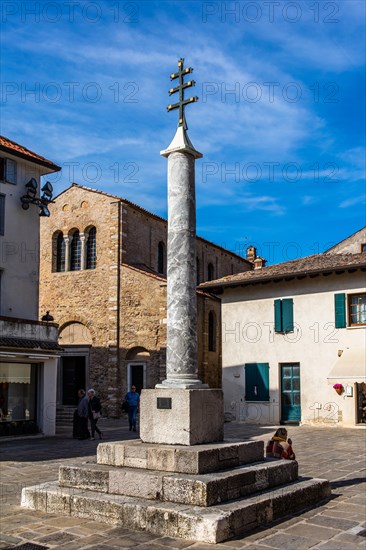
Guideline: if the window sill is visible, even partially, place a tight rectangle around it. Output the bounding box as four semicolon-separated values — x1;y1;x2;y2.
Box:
245;400;270;403
346;325;366;330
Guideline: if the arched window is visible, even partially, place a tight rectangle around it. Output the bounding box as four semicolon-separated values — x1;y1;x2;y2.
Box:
207;262;214;281
70;230;81;271
158;241;165;274
56;232;65;272
196;257;200;285
208;311;216;352
86;227;97;269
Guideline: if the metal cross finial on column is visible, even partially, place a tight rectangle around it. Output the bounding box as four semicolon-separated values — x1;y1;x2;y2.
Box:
167;58;199;130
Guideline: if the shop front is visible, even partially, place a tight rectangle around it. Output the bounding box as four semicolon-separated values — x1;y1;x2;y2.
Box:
0;317;61;437
0;362;38;436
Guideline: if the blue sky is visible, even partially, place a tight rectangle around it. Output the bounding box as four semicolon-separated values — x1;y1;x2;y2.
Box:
1;0;365;263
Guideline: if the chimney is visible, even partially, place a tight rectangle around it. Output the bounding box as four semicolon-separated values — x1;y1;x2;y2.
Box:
246;245;257;263
253;256;266;270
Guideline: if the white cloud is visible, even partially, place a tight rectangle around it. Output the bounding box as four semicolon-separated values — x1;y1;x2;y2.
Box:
339;195;365;208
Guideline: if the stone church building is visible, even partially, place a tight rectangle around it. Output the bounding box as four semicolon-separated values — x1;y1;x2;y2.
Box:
39;183;252;419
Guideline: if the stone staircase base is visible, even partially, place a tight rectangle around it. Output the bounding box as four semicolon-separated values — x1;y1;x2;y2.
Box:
22;477;330;543
21;438;331;543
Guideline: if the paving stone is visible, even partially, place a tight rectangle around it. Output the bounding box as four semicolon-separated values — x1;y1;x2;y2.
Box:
307;515;360;530
42;516;85;527
12;531;44;541
0;534;23;545
100;539;144;548
148;536;195;548
316;541;364;549
135;545;177;550
348;496;366;506
31;526;60;535
284;522;339;540
36;531;78;545
332;532;366;546
254;532;317;549
101;527;135;537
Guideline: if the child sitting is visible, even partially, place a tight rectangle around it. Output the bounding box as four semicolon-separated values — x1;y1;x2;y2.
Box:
266;427;296;460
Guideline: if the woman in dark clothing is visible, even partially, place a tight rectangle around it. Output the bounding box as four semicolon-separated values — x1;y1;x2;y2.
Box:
87;389;102;440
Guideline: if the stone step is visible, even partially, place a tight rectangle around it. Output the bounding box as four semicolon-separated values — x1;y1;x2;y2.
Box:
97;439;264;474
22;477;331;543
59;458;298;507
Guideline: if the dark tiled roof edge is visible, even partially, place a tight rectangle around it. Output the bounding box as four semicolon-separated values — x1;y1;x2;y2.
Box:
199;253;366;290
0;337;63;351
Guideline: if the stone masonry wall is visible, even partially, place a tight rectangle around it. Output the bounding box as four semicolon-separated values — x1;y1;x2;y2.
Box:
121;200;251;280
39;186;121;413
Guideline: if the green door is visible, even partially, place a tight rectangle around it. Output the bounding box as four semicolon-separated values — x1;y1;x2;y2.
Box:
281;363;301;423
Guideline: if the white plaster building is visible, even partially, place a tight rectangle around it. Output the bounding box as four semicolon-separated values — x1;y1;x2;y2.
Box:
0;135;61;437
200;229;366;427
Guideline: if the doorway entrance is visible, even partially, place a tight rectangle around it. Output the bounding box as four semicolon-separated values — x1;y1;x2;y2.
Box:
280;363;301;423
61;356;86;406
356;382;366;424
127;363;145;396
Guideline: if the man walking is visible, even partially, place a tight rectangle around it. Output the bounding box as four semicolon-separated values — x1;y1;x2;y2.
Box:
124;385;140;432
75;389;90;440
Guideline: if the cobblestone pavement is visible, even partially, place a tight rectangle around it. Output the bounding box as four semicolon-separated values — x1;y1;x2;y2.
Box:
0;419;365;549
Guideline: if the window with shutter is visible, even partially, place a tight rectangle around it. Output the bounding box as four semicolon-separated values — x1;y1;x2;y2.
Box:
274;298;294;333
282;298;294;332
274;299;282;332
245;363;270;401
334;293;346;328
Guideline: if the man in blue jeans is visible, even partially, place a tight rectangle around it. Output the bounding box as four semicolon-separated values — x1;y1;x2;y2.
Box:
124;385;140;431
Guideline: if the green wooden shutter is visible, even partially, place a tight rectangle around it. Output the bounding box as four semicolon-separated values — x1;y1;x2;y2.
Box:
274;299;282;332
245;363;270;401
282;298;294;332
334;293;346;328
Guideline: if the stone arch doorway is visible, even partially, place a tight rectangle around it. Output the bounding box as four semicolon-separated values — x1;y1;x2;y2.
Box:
58;323;93;409
125;347;150;395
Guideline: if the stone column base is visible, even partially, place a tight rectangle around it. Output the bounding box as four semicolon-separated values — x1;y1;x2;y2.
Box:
140;388;224;445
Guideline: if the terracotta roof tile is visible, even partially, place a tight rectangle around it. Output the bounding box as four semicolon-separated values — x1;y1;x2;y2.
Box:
199;253;366;290
0;135;61;172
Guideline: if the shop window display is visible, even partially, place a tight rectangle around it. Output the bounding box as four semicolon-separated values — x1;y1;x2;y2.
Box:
0;363;38;436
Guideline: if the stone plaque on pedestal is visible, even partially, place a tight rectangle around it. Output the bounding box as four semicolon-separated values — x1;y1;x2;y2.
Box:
140;388;224;445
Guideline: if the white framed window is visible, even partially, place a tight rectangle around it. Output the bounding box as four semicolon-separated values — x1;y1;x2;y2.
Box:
0;194;4;235
0;158;17;184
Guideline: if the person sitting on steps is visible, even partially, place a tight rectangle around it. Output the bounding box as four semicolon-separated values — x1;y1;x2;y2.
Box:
266;427;296;460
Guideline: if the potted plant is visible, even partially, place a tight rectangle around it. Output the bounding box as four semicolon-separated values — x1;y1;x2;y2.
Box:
333;383;344;395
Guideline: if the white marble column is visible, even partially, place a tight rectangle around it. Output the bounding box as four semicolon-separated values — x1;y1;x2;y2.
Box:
64;236;71;272
158;127;207;389
80;233;86;270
